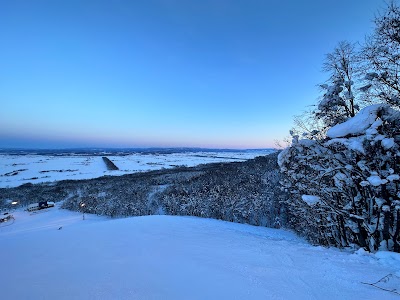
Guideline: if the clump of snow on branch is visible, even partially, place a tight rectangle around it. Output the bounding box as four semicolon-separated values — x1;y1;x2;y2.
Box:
326;104;385;138
367;175;388;187
301;195;321;206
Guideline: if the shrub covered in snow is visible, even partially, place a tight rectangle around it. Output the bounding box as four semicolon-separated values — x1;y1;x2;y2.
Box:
279;104;400;252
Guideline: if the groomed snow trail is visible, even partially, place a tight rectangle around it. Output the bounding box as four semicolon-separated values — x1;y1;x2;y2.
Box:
0;207;398;300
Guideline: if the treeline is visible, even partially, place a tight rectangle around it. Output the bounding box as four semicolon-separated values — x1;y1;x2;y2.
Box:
279;2;400;252
160;155;286;227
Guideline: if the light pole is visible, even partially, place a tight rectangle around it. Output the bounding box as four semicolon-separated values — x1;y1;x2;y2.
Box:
80;202;86;220
10;201;18;212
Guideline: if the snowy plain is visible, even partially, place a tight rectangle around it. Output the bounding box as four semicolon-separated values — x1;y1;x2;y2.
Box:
0;149;273;188
1;204;399;300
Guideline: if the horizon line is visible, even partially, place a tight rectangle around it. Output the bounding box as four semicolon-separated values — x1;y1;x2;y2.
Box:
0;146;277;151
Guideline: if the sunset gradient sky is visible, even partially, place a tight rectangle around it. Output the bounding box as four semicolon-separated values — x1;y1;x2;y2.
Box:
0;0;384;149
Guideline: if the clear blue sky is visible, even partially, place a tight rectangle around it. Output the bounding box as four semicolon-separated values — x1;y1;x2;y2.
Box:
0;0;384;149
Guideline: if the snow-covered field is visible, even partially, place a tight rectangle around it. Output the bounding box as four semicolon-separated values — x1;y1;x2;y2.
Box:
0;149;273;188
1;205;399;299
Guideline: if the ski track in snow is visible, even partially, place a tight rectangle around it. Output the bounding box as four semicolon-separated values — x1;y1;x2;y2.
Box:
0;205;399;300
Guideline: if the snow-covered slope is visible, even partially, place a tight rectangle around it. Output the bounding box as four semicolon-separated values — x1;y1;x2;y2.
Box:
0;150;273;188
1;206;399;299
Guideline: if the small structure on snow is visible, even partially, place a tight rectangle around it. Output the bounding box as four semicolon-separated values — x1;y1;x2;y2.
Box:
27;201;55;212
0;213;14;223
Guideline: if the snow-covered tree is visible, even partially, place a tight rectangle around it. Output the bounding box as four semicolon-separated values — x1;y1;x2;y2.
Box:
279;104;400;252
280;2;400;252
362;1;400;108
288;41;361;147
315;41;360;128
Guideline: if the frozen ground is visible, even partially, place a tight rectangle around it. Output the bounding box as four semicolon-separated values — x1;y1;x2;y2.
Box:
1;205;399;300
0;149;273;188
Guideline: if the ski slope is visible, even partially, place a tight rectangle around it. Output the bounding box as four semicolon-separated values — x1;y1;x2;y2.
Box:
1;206;399;299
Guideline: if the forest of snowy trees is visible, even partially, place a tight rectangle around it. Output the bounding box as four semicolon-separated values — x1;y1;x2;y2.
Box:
0;154;288;229
278;2;400;252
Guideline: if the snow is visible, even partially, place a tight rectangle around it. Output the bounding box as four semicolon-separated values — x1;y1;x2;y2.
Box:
301;195;321;206
327;104;385;138
387;174;400;182
277;148;289;169
298;139;317;147
2;207;397;300
375;198;386;208
0;150;274;188
375;252;400;276
325;137;365;154
360;181;370;187
382;138;396;150
367;175;388;186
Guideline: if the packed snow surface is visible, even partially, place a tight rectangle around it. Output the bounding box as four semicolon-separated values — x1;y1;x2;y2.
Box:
1;206;399;299
0;149;273;188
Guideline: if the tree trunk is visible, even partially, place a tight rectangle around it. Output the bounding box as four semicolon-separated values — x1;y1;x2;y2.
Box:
383;210;391;246
393;210;400;253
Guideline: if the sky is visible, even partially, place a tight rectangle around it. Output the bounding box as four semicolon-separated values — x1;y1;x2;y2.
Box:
0;0;386;149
